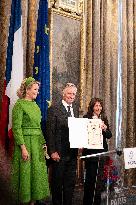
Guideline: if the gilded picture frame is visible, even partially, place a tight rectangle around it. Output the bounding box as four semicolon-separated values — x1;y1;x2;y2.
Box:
49;8;85;111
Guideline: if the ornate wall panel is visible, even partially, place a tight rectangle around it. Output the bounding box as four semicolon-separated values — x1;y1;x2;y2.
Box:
49;8;84;109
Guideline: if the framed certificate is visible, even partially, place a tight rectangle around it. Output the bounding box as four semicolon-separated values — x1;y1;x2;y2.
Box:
68;118;103;149
87;119;103;149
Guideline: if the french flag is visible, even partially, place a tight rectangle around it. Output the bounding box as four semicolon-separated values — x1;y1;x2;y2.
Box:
0;0;23;152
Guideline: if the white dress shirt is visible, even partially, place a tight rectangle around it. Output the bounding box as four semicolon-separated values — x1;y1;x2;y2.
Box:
62;100;74;117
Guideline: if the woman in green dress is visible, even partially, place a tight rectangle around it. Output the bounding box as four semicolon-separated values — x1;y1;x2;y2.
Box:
11;77;50;205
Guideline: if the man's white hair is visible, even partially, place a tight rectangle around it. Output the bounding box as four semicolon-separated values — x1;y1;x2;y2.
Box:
63;83;77;95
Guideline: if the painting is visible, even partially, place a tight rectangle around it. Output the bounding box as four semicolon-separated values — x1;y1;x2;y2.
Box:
49;8;82;107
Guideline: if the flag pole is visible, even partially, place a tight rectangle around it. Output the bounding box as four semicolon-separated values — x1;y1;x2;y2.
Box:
116;0;122;150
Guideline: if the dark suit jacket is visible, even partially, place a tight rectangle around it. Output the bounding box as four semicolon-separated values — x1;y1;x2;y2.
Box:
46;102;78;160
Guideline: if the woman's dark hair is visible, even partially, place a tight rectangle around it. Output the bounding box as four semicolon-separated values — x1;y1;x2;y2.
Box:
86;97;105;120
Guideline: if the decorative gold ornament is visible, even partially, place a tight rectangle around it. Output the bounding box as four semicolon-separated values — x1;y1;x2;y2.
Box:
48;0;84;15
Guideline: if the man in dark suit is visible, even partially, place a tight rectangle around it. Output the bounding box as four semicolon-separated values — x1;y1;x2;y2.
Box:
46;83;78;205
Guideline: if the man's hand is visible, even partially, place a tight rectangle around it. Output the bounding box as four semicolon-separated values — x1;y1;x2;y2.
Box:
51;152;60;162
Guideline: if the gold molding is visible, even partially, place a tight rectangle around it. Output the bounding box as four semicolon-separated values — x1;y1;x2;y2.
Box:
48;0;84;15
49;8;53;102
49;7;82;20
79;16;86;115
79;0;86;115
49;7;86;112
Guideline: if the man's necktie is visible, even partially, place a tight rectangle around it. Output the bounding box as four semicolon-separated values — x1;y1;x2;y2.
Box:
67;106;72;117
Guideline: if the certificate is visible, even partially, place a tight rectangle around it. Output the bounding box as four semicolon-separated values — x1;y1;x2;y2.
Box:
87;119;103;149
68;117;89;148
68;117;103;149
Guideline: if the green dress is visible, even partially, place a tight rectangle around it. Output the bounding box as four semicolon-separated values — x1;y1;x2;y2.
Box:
11;99;49;203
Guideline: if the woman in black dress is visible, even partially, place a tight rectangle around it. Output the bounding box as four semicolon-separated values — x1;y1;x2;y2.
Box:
83;97;112;205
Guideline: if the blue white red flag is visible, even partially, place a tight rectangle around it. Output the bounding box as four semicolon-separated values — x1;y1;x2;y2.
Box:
0;0;23;152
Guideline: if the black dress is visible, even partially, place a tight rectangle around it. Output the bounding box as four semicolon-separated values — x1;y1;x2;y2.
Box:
82;114;112;205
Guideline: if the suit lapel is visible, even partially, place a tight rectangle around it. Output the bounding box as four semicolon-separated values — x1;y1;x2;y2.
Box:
59;102;78;118
59;103;67;116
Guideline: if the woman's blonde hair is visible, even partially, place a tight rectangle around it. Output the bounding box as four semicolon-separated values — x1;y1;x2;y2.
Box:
17;77;40;99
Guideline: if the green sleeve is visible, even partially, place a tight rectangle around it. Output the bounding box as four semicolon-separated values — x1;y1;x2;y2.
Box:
12;102;25;145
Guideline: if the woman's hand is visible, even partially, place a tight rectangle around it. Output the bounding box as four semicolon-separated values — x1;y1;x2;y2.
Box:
101;121;107;131
20;144;29;161
51;152;60;162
